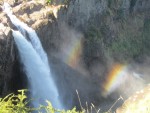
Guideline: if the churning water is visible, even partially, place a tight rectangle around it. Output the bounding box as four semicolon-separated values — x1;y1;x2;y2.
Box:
4;3;62;109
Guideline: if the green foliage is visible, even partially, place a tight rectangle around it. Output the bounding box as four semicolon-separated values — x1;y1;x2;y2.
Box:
130;0;137;11
46;0;52;4
83;25;105;63
0;90;82;113
107;0;123;9
0;89;32;113
84;16;146;63
86;25;103;43
108;0;112;8
116;9;126;21
107;35;142;62
1;89;148;113
63;0;70;4
45;0;70;5
142;19;150;55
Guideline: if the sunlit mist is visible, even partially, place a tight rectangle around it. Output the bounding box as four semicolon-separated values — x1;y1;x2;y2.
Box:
116;84;150;113
102;64;128;97
65;38;82;68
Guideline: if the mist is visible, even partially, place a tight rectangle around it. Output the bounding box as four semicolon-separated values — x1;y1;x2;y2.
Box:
46;23;150;111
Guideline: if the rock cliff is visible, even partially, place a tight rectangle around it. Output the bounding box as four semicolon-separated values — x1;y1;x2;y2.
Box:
0;0;150;112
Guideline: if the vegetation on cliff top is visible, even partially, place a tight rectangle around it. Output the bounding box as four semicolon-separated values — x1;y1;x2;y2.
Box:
84;10;150;64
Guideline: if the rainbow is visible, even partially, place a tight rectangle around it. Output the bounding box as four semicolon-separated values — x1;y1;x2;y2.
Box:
102;64;128;97
64;38;82;68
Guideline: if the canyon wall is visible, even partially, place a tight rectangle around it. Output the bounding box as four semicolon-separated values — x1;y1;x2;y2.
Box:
0;0;150;111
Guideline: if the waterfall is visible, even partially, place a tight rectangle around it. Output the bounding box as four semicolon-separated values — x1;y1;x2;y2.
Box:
4;3;62;109
3;3;48;66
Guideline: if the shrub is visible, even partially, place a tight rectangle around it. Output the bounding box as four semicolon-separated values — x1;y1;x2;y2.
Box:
46;0;52;4
0;90;82;113
0;89;32;113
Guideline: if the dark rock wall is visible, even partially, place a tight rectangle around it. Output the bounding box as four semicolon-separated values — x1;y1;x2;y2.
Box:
0;22;14;96
0;15;28;96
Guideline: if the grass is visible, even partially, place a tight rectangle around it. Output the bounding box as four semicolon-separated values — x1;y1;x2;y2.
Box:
46;0;52;4
0;89;116;113
0;89;81;113
0;88;149;113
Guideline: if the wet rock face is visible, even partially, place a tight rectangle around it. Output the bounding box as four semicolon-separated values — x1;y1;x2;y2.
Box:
0;15;14;96
0;7;28;96
57;0;150;29
66;0;107;28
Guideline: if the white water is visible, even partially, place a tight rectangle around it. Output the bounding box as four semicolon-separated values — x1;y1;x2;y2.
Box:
3;3;48;66
4;3;62;109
